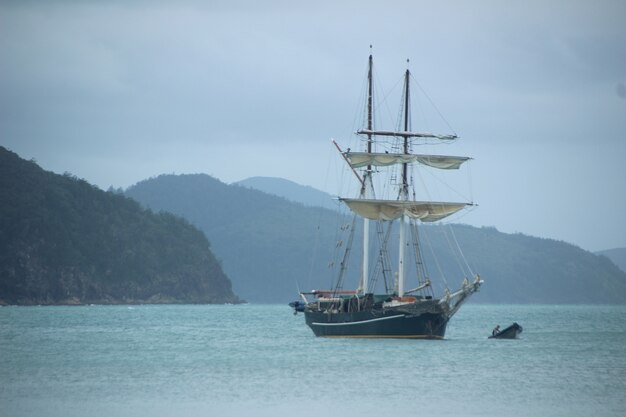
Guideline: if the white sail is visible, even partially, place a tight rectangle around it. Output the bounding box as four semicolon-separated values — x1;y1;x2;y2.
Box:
340;198;469;222
345;152;470;170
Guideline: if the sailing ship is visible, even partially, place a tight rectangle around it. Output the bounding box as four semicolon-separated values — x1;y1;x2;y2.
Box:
291;53;483;338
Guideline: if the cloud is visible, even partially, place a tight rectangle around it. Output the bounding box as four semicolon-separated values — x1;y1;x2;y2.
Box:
1;0;625;251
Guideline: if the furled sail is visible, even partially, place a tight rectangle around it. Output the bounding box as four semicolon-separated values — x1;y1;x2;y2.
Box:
357;129;457;140
344;152;470;170
340;198;470;222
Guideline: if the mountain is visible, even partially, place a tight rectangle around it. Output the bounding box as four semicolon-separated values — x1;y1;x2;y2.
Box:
440;226;626;304
126;174;626;304
0;147;240;305
596;248;626;273
127;174;343;303
234;176;339;211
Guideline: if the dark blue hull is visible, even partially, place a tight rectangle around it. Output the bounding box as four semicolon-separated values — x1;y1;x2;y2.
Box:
304;301;449;339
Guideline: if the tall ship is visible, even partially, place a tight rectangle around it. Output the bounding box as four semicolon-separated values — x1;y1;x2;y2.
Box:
290;52;483;338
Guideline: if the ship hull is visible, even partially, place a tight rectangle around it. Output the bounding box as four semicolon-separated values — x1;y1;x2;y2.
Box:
304;301;449;339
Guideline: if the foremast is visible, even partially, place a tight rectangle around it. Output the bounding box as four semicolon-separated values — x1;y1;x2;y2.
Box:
358;52;374;295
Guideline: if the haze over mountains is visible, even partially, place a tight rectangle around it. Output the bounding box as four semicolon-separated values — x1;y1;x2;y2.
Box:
127;174;626;305
234;177;340;212
240;176;626;274
595;248;626;275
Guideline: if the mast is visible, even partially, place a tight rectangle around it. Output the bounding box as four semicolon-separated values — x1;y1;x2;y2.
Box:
360;51;373;295
367;52;373;158
398;62;410;297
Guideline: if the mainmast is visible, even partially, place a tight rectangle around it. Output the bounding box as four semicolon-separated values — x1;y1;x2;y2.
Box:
360;51;374;295
398;62;410;297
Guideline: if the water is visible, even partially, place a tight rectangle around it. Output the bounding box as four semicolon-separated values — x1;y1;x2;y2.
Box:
1;304;625;417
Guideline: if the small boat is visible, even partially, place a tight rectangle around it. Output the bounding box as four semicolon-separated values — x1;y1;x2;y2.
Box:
489;322;523;339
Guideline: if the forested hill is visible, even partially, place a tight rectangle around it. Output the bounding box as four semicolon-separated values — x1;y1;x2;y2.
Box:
0;147;240;305
127;174;340;304
126;174;626;304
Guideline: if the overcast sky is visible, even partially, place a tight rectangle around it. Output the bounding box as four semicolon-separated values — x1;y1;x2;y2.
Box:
1;0;625;252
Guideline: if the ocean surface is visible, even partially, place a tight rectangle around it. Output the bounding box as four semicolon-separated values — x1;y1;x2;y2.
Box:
1;304;625;417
